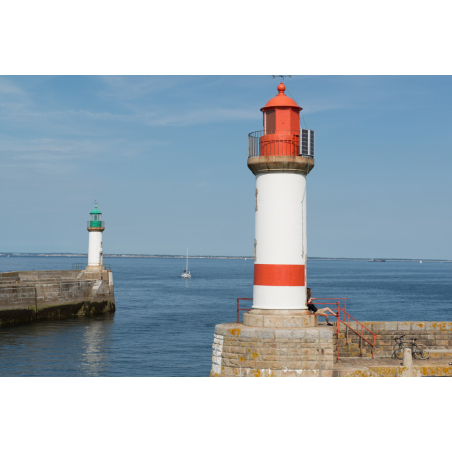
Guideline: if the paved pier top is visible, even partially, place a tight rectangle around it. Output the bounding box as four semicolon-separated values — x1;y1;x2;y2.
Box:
334;357;452;377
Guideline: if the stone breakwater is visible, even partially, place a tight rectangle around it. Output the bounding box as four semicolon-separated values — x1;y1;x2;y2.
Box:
211;323;336;377
211;320;452;377
338;321;452;358
0;269;115;327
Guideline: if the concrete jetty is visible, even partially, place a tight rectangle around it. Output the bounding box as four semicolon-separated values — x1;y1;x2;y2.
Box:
0;268;115;327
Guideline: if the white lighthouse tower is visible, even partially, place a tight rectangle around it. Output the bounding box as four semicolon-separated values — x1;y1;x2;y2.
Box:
247;81;315;310
86;203;105;269
209;83;336;378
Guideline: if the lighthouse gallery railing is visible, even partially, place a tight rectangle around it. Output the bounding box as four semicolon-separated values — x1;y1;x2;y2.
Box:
248;129;315;158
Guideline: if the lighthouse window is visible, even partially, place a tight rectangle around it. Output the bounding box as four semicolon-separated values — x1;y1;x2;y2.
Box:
264;110;276;133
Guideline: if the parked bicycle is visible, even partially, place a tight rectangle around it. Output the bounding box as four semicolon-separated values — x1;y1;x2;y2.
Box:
392;335;429;360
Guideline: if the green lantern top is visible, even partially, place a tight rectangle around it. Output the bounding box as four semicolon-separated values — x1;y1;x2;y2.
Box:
89;204;103;227
90;205;102;215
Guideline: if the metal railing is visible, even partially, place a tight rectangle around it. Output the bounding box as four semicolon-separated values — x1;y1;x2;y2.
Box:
237;298;253;322
338;307;378;358
236;297;378;361
248;130;315;158
87;221;105;228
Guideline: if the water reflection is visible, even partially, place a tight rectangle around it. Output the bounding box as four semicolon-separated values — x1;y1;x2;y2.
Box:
80;318;113;376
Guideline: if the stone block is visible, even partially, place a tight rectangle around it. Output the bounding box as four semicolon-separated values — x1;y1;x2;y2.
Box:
284;317;302;328
398;322;411;331
261;355;278;361
259;347;277;355
412;322;426;331
302;316;317;328
320;370;334;377
261;341;278;347
321;362;334;370
285;362;302;369
243;313;264;327
222;366;236;376
300;370;319;377
256;329;274;339
263;316;285;328
286;341;301;349
252;341;265;348
281;370;298;377
302;361;320;370
242;360;256;368
293;330;306;339
431;322;447;331
305;330;319;342
215;324;232;336
289;355;303;362
371;321;387;331
319;329;334;340
245;347;259;356
275;330;293;339
303;342;320;349
239;329;256;339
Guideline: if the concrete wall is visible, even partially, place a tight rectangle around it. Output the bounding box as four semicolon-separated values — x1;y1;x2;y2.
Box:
0;269;115;327
337;321;452;358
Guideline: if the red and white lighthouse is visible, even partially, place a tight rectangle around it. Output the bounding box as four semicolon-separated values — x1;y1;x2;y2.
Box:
248;82;315;310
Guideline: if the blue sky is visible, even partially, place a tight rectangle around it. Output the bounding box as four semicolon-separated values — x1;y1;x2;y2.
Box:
1;75;452;259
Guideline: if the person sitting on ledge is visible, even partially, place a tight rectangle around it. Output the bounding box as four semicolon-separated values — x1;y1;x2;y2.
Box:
306;288;336;326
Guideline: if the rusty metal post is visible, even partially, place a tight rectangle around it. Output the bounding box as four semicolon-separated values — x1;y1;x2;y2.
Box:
346;313;349;345
360;325;364;356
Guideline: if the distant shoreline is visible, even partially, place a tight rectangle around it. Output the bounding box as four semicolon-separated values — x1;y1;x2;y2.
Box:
0;253;451;263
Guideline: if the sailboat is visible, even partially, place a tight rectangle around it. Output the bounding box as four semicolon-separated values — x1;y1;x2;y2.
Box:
181;247;191;278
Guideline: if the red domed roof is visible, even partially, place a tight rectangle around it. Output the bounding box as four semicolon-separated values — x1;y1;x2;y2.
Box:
261;82;302;111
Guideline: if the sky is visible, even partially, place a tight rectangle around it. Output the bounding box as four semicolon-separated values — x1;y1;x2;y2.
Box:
1;75;452;259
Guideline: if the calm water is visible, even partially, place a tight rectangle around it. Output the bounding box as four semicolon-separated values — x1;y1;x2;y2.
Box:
0;256;451;377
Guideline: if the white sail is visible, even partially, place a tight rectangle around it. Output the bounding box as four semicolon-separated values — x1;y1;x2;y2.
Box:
182;246;191;278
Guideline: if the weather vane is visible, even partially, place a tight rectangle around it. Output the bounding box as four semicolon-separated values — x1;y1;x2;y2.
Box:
93;199;98;206
272;75;291;82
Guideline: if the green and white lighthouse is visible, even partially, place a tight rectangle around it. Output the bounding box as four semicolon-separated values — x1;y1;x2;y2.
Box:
87;202;105;268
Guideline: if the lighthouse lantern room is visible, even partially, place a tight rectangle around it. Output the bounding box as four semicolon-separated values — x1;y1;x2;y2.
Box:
87;203;105;269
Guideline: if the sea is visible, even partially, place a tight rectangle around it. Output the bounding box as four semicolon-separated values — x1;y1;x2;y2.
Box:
0;256;451;377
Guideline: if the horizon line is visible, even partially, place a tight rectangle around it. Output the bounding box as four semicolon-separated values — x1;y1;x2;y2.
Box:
0;252;451;262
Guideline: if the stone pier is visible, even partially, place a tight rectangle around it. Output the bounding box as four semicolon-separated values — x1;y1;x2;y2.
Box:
0;269;115;327
211;310;336;377
211;317;452;377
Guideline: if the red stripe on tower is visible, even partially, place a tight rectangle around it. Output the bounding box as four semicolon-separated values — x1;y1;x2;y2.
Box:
254;264;305;287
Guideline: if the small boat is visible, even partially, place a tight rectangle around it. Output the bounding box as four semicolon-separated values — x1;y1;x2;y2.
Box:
420;260;422;264
181;247;191;279
370;259;385;262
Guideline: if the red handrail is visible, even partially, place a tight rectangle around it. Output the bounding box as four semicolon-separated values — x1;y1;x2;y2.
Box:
237;298;253;322
336;308;378;357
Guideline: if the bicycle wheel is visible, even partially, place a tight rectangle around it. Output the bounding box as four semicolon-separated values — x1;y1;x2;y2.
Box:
394;344;404;360
414;344;429;360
